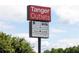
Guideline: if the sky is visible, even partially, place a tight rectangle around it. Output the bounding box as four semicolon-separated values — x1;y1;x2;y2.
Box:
1;0;79;52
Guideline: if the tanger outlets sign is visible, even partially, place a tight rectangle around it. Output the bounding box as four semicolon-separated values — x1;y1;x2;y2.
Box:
27;5;51;22
29;21;49;38
27;5;51;53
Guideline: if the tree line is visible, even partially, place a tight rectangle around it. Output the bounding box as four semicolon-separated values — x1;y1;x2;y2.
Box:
44;46;79;53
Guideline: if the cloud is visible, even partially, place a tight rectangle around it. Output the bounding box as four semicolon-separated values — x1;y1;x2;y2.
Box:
0;21;14;30
28;0;52;7
49;28;66;38
0;0;27;5
29;0;79;7
56;6;79;24
0;0;18;5
51;28;66;33
0;5;26;23
0;0;27;23
41;40;50;52
1;0;79;6
49;38;79;49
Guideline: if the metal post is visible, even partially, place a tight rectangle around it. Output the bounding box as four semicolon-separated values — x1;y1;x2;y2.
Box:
38;37;41;53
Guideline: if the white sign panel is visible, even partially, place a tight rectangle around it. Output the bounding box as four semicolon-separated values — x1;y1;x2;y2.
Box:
29;21;49;38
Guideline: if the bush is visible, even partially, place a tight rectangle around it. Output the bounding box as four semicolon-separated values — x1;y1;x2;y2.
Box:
0;32;34;53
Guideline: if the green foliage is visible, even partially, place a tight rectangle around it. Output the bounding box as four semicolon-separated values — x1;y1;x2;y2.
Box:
56;48;63;53
50;48;56;53
0;32;34;53
44;50;50;53
44;46;79;53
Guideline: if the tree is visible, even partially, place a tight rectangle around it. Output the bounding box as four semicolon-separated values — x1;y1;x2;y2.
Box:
49;48;63;53
56;48;63;53
44;50;50;53
74;45;79;53
50;48;56;53
0;32;34;53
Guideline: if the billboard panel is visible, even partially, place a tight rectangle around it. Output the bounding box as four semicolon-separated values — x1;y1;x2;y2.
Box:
29;21;49;38
27;5;51;22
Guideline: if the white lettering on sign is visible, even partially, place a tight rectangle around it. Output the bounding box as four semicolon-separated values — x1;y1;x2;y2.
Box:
30;13;50;20
27;5;51;22
31;6;50;14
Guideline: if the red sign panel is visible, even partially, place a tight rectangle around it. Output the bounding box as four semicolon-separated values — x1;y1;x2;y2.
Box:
27;5;51;22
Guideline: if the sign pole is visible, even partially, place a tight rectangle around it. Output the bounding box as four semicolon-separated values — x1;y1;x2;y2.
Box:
38;37;41;53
